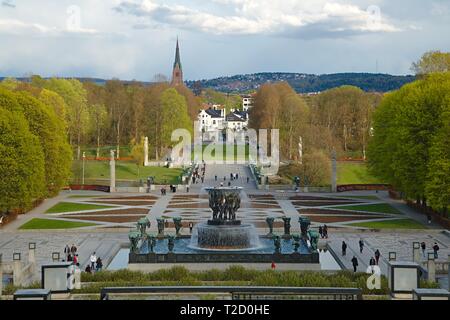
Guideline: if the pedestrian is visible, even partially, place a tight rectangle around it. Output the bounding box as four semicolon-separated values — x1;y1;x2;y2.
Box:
96;257;103;272
271;261;276;270
323;225;328;239
230;173;233;180
73;254;78;266
318;226;323;238
90;252;97;271
85;264;91;273
193;176;196;184
160;187;164;195
427;214;432;224
359;239;364;253
374;249;381;265
64;245;70;259
342;241;347;256
433;242;440;259
369;257;376;273
228;181;231;186
236;173;239;179
224;176;226;181
186;186;189;193
220;182;224;187
247;177;250;183
189;222;193;234
215;175;218;181
351;256;358;273
201;176;204;183
67;254;73;262
70;243;77;255
421;241;426;258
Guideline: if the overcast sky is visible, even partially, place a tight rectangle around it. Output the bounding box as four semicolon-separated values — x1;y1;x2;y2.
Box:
1;0;449;81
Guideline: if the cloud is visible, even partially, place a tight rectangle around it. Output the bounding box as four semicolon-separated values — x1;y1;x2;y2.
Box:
0;18;101;36
2;0;16;8
115;0;401;37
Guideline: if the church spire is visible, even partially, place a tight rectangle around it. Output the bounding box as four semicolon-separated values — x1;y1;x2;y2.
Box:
171;37;183;86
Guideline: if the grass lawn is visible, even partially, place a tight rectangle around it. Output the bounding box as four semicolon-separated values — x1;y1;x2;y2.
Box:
19;218;97;230
72;161;184;184
330;203;402;214
337;162;384;185
350;219;426;229
46;202;114;214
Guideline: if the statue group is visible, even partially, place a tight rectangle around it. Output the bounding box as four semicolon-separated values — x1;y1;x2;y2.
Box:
207;188;241;221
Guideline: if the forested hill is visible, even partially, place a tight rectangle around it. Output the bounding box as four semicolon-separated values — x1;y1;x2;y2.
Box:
185;73;416;93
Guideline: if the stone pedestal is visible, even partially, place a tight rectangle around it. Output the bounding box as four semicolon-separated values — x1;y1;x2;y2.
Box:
13;260;22;286
110;150;116;193
413;242;421;263
144;137;149;166
427;255;436;283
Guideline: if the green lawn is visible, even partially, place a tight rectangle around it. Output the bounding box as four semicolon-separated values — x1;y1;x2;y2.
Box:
337;162;384;185
330;203;402;214
45;202;114;214
19;218;97;230
350;219;426;230
71;161;184;184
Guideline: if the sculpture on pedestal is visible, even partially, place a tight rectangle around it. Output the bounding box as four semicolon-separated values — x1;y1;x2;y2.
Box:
128;230;141;253
167;236;175;252
157;218;165;236
266;217;275;235
293;234;301;252
299;217;311;238
173;217;182;236
137;217;150;236
282;217;291;236
273;235;281;254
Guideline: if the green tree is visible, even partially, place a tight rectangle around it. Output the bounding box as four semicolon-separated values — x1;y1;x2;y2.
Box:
0;104;45;213
412;51;450;75
9;91;72;196
160;88;192;152
425;108;450;215
130;137;145;180
368;73;450;203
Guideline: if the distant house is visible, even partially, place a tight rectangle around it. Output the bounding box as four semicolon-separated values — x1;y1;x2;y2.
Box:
242;95;254;111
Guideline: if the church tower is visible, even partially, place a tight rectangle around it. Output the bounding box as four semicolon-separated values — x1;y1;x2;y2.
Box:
171;38;183;86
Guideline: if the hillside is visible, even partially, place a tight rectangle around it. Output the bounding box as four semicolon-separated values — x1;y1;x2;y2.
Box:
185;72;415;93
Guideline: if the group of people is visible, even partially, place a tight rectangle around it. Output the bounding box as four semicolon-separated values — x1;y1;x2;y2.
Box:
84;252;103;274
341;240;381;273
318;225;329;239
192;162;206;184
64;244;79;266
160;185;178;195
421;241;440;259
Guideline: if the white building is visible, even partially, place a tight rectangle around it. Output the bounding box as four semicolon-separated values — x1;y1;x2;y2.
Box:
197;106;249;142
242;95;254;111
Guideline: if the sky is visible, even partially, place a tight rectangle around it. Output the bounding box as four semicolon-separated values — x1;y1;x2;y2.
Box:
1;0;450;81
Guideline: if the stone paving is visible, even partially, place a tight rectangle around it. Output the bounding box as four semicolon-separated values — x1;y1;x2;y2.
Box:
1;163;449;289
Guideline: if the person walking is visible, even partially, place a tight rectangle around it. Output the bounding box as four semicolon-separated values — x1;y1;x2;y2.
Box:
323;225;328;239
374;249;381;265
224;176;226;181
271;261;276;270
369;257;376;273
70;244;77;255
351;256;358;273
318;226;323;238
201;176;204;183
89;252;97;271
433;242;440;259
246;176;250;183
215;175;218;181
85;264;91;273
421;242;426;258
230;173;233;180
342;241;347;256
73;254;78;266
427;214;432;225
189;222;193;234
96;257;103;272
186;185;189;193
64;245;70;260
359;239;364;253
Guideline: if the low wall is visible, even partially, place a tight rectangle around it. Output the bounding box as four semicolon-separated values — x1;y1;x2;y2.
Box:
68;185;110;193
129;251;320;264
337;184;391;192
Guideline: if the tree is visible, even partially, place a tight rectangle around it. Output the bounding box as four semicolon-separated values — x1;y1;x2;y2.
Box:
130;137;145;180
0;105;45;213
160;88;192;153
368;73;450;203
6;91;72;196
411;51;450;75
425;108;450;214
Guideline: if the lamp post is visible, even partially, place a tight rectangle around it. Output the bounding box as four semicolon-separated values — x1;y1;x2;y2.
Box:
82;151;86;186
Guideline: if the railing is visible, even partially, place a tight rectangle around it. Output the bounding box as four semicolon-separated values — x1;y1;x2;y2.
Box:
100;286;363;300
